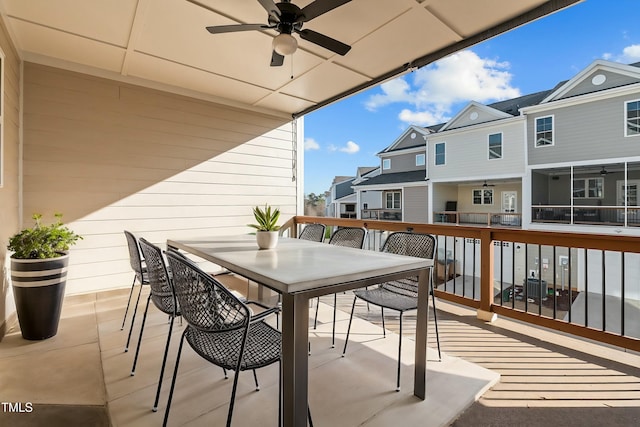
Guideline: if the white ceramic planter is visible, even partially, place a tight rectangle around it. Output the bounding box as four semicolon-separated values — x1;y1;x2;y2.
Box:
256;231;279;249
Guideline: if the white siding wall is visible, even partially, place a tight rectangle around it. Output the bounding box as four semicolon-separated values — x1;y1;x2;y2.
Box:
429;119;525;180
0;19;22;333
23;63;300;295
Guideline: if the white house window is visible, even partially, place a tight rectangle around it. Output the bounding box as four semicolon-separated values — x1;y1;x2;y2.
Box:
626;99;640;137
434;142;445;165
535;116;554;147
488;133;502;159
573;177;603;199
472;189;493;205
386;191;401;209
382;158;391;170
416;153;425;166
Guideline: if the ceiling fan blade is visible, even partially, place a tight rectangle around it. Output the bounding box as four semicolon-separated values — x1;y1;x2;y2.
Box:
299;0;352;22
297;29;351;55
257;0;281;20
206;23;270;34
270;50;284;67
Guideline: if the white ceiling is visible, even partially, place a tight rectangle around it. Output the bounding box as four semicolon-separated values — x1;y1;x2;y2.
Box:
0;0;581;118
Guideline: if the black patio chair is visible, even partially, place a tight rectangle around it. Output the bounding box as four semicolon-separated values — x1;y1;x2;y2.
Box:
163;250;313;427
123;230;149;352
134;238;181;412
298;223;326;242
313;227;367;348
342;231;441;391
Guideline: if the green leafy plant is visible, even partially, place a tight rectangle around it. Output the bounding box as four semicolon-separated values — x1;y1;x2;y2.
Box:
8;213;83;259
248;204;281;232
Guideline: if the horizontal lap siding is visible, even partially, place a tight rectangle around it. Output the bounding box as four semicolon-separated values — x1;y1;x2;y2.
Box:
404;186;428;223
23;63;297;294
527;93;640;165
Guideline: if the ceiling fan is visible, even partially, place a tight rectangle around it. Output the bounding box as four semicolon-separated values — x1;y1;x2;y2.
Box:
482;180;495;187
204;0;352;66
600;166;609;175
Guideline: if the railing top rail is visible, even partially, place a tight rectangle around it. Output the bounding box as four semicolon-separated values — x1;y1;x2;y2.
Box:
291;216;640;253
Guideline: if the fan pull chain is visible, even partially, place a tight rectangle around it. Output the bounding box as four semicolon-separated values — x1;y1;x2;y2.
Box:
290;54;294;79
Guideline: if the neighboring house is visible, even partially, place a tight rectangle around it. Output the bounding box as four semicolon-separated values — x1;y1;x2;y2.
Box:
326;167;377;218
427;92;553;227
521;60;640;233
353;126;429;222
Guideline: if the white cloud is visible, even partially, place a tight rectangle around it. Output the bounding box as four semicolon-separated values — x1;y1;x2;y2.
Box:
339;140;360;154
398;109;450;127
604;44;640;64
365;50;520;126
304;137;320;151
328;140;360;154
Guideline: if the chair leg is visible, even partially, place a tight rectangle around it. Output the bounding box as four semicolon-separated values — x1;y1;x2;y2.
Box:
163;330;186;427
253;369;260;391
226;363;243;427
152;315;175;412
341;296;357;357
120;275;136;330
331;293;337;348
381;307;386;338
396;312;403;392
431;280;442;361
313;296;320;329
125;282;144;352
223;368;228;379
131;295;151;375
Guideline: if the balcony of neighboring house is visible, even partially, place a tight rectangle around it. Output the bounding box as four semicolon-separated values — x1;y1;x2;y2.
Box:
433;180;523;227
531;162;640;228
361;208;402;221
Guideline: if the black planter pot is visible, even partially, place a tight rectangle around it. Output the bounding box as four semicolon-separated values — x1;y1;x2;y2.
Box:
10;253;69;340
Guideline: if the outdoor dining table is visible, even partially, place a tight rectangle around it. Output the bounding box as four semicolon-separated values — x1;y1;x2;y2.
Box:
167;235;433;427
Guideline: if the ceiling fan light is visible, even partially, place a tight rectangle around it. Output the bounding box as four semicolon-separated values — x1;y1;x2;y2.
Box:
273;33;298;56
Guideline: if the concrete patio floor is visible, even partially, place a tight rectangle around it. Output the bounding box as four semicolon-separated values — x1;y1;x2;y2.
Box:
0;275;496;427
1;273;639;426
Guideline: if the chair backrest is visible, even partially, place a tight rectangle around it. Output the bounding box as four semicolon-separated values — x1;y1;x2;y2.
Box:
381;232;436;261
328;227;366;249
165;250;250;333
298;223;326;242
381;232;436;295
124;230;145;283
138;238;177;316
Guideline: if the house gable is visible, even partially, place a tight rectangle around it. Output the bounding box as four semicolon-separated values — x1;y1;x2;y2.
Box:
379;125;429;154
440;101;512;131
542;60;640;103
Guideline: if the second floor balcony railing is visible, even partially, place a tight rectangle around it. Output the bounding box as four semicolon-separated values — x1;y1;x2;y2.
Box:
435;211;522;227
532;205;640;226
280;215;640;354
361;208;402;221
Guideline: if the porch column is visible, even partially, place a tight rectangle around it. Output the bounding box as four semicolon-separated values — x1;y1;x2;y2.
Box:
478;229;498;322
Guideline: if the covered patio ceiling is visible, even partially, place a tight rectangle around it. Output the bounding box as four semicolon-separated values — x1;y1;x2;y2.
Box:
0;0;581;118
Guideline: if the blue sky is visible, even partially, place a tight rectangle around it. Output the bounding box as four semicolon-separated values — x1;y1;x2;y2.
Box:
302;0;640;195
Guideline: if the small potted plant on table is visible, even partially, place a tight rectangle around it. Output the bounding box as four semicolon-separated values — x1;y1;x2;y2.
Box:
7;213;82;340
248;204;281;249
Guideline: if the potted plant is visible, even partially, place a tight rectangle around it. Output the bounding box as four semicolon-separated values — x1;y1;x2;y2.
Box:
248;204;281;249
7;213;82;340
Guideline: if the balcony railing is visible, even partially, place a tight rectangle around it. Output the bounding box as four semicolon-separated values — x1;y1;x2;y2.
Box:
532;205;640;226
281;215;640;353
434;211;522;227
361;208;402;221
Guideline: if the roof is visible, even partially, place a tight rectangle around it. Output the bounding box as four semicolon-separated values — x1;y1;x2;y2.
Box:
487;89;555;115
0;0;582;117
335;178;356;199
355;170;426;187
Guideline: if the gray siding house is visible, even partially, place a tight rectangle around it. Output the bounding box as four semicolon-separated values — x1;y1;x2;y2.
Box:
353;126;429;222
522;60;640;232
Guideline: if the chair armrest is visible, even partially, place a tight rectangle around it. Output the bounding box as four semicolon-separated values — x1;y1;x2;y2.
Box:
246;300;281;322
